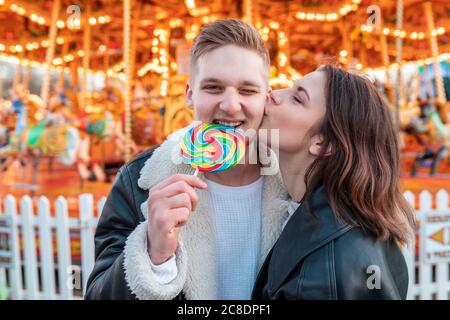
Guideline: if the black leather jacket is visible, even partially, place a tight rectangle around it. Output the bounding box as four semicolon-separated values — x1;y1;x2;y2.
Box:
252;185;409;300
85;148;157;300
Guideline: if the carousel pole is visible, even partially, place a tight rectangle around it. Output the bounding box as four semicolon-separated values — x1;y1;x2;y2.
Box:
13;48;24;87
22;53;31;90
242;0;253;24
57;41;69;90
123;0;132;162
339;20;352;68
40;0;61;112
130;1;141;81
424;1;447;103
394;0;404;129
81;1;92;112
379;21;395;106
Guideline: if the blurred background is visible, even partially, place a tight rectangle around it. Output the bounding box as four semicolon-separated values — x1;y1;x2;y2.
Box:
0;0;449;300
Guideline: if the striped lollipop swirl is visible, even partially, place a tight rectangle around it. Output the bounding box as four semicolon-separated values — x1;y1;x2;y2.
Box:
180;123;246;173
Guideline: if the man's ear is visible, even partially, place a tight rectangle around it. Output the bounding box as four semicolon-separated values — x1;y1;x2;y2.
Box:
266;87;272;101
309;134;332;157
185;83;194;109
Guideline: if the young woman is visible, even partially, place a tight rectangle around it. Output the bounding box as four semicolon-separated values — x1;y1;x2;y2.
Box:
253;64;415;300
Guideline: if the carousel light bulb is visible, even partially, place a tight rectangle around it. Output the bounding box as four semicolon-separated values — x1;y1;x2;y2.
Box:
89;17;97;25
56;37;64;45
351;4;358;10
296;12;306;20
393;29;401;37
185;0;196;9
104;16;111;23
316;14;325;21
37;17;46;25
98;45;106;52
0;44;5;51
340;50;348;57
26;43;34;50
339;8;347;15
356;63;363;70
78;50;85;57
151;47;158;53
399;31;406;38
152;39;159;46
10;4;18;12
431;29;437;37
270;21;279;29
56;20;65;28
366;26;373;32
41;40;49;47
17;8;26;15
418;32;425;39
306;13;315;21
383;28;390;35
437;27;445;35
153;58;159;64
30;13;38;21
410;32;418;39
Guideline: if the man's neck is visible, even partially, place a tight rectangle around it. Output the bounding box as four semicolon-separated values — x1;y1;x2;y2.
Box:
204;163;261;187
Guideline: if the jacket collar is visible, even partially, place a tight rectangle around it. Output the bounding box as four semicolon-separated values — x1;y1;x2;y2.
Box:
137;128;290;299
267;184;353;293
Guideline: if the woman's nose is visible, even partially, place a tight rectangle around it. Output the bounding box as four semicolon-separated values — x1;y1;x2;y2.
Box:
269;91;282;105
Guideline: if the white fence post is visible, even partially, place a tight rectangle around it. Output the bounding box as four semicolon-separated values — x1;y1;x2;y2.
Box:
37;196;56;299
418;190;433;300
55;196;73;299
20;196;39;300
3;195;23;299
403;190;416;300
79;194;95;297
435;189;449;300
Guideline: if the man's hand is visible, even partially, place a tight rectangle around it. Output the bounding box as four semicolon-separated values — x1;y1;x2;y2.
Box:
147;174;207;265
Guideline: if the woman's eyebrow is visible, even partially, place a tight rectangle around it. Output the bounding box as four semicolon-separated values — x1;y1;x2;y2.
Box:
297;86;310;102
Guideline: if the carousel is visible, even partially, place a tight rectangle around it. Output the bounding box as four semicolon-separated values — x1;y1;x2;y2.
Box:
0;0;449;188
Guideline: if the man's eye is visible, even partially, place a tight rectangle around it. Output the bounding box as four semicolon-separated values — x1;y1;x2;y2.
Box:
204;86;221;91
240;89;258;95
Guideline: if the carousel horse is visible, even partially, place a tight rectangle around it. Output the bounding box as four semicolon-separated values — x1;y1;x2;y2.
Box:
408;98;450;176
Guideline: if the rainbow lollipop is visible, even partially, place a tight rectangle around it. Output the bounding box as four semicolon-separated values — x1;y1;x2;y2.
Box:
180;123;246;175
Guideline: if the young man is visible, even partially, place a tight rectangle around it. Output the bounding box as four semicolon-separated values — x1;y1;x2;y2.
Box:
85;19;289;300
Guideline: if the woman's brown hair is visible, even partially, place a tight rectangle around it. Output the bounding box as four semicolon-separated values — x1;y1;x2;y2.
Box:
303;64;415;244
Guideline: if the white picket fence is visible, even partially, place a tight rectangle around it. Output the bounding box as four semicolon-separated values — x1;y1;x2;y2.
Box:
0;190;449;300
0;194;104;300
403;189;450;300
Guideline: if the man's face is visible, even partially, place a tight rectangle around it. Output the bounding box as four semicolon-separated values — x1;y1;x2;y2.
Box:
186;45;269;134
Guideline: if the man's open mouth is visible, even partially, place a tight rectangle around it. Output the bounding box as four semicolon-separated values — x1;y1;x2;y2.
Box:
213;120;244;128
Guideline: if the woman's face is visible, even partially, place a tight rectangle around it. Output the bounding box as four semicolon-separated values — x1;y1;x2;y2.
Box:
260;71;327;155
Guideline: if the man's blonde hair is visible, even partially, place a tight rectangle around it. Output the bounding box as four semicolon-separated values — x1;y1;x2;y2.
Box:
190;19;270;78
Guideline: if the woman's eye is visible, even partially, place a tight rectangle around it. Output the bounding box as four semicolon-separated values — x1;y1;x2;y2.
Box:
293;96;303;104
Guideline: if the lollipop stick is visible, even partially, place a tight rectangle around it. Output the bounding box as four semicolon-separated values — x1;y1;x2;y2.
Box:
193;168;199;176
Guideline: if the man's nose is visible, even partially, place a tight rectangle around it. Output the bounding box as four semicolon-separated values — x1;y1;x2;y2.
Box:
219;89;241;114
